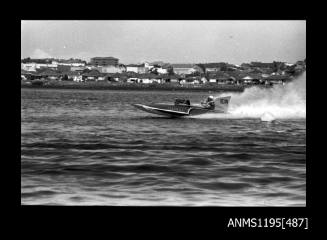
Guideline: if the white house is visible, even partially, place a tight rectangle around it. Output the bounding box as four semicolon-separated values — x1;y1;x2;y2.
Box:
242;76;254;84
127;78;139;83
171;64;202;75
201;77;208;84
52;61;85;67
21;63;58;72
144;62;154;70
139;78;153;84
99;65;126;73
97;76;106;81
126;64;146;74
180;79;195;85
21;63;37;72
73;75;83;82
156;67;168;74
170;79;179;83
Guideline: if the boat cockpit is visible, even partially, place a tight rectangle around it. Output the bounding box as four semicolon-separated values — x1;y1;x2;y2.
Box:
174;98;191;106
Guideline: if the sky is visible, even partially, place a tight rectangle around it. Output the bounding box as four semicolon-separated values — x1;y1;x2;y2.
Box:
21;20;306;65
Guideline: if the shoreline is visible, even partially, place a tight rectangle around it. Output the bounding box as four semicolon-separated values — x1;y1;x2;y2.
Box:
21;82;249;92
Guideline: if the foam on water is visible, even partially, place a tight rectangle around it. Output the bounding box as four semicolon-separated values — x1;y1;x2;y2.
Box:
195;72;306;120
260;112;276;122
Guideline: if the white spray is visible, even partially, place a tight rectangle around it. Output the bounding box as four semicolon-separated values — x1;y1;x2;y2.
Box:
196;72;306;120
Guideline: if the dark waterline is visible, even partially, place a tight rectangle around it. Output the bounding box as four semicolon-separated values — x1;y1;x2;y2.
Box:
21;88;306;206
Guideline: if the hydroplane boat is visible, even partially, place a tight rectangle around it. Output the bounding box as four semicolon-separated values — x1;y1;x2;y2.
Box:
132;95;231;117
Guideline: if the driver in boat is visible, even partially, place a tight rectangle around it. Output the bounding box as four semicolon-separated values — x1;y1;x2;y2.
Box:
201;96;215;109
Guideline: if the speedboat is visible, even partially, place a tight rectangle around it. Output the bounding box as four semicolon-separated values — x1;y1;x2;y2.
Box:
132;95;231;117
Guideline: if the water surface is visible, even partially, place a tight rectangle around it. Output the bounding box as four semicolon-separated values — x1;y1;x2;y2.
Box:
21;88;306;206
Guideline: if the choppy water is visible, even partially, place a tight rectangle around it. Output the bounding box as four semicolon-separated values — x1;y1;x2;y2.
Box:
21;88;306;206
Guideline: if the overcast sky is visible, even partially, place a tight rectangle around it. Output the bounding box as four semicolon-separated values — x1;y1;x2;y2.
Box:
21;20;306;65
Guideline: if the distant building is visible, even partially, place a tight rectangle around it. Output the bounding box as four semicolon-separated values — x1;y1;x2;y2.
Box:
21;63;37;72
144;62;153;70
242;76;254;84
200;77;208;84
264;74;292;84
99;65;126;73
52;60;85;67
184;76;201;84
199;63;228;73
73;75;83;82
126;64;147;74
241;74;263;85
171;64;202;75
71;66;87;72
90;57;119;66
137;73;158;84
60;71;81;81
144;61;173;74
21;63;57;72
157;68;169;74
150;63;171;74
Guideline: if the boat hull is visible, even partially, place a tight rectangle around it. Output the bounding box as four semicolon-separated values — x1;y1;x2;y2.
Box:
132;103;215;117
132;96;231;117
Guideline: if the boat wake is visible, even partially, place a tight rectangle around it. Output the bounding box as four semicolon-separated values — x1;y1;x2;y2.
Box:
193;72;306;121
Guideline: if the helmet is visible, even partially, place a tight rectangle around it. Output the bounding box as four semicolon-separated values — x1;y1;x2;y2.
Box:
208;96;214;100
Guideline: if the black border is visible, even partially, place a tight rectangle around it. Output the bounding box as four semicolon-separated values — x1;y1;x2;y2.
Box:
13;4;318;233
